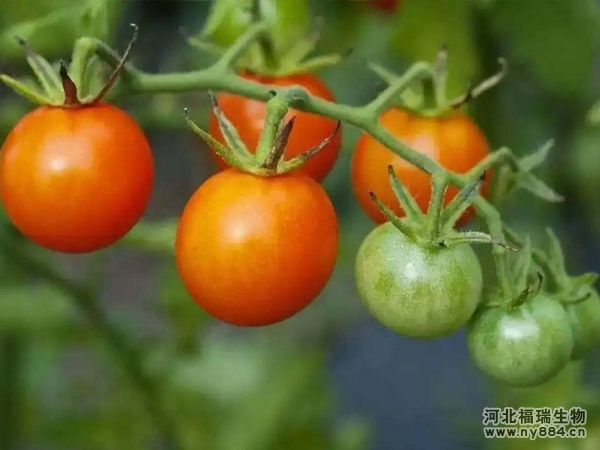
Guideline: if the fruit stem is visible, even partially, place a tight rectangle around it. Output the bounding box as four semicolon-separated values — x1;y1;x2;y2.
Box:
254;89;307;167
59;62;81;106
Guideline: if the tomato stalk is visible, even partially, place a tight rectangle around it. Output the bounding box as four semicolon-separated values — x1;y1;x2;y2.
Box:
95;24;557;245
0;238;182;450
187;87;341;176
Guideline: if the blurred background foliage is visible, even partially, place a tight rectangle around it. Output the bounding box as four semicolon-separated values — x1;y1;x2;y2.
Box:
1;1;600;449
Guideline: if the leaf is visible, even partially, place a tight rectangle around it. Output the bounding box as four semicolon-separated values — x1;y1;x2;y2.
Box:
118;220;177;254
0;284;74;333
390;0;479;98
486;0;600;100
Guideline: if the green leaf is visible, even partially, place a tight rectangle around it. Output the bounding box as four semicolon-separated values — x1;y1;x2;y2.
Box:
486;0;600;100
0;284;74;333
118;220;177;254
390;0;479;98
0;1;123;63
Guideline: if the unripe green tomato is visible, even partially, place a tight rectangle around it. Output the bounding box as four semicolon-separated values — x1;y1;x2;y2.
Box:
467;294;574;387
354;222;483;338
202;0;310;57
565;287;600;360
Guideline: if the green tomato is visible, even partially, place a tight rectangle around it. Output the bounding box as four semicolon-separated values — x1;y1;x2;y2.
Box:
565;287;600;360
467;294;574;387
202;0;310;57
354;222;483;338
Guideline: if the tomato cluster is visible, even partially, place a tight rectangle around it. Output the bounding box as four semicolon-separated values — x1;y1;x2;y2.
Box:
1;6;598;389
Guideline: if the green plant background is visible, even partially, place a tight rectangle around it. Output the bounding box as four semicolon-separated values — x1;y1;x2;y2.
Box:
1;1;600;449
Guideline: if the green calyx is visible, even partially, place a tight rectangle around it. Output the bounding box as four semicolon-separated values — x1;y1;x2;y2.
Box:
187;0;345;77
532;228;598;305
0;23;138;107
369;47;508;117
185;88;341;177
484;233;545;310
370;165;509;249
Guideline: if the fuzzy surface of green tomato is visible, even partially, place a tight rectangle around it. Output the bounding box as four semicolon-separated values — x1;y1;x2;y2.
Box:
354;222;483;338
467;294;574;387
565;287;600;360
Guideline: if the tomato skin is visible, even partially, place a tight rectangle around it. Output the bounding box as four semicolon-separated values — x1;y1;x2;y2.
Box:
467;294;574;387
175;169;339;326
354;222;483;338
351;109;491;226
565;288;600;360
0;103;154;253
208;72;342;182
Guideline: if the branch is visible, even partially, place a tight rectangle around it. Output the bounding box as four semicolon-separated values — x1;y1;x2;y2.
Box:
0;240;181;450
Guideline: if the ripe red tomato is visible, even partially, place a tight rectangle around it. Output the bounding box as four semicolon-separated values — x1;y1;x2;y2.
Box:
0;103;154;253
175;169;339;326
208;72;342;182
368;0;399;13
351;109;491;226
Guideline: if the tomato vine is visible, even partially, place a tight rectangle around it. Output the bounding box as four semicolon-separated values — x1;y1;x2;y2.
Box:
1;1;599;448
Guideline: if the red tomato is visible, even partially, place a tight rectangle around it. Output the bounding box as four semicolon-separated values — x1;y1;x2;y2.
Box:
175;169;339;326
0;103;154;253
351;108;491;226
208;72;342;182
368;0;399;13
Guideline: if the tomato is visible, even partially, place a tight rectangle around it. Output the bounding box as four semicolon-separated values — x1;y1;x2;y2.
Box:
175;169;339;326
565;287;600;360
368;0;399;13
467;294;574;387
208;72;342;182
0;103;154;253
354;221;482;338
351;109;491;226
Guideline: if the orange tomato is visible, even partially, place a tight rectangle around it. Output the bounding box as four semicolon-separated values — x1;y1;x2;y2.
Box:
351;109;491;226
0;103;154;253
208;72;342;182
175;169;339;326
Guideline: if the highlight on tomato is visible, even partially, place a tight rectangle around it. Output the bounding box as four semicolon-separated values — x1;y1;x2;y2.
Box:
0;25;153;254
177;94;341;326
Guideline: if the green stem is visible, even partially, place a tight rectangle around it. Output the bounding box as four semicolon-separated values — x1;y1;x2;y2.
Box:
69;37;97;90
254;92;292;163
0;241;181;450
251;0;277;70
0;333;24;450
